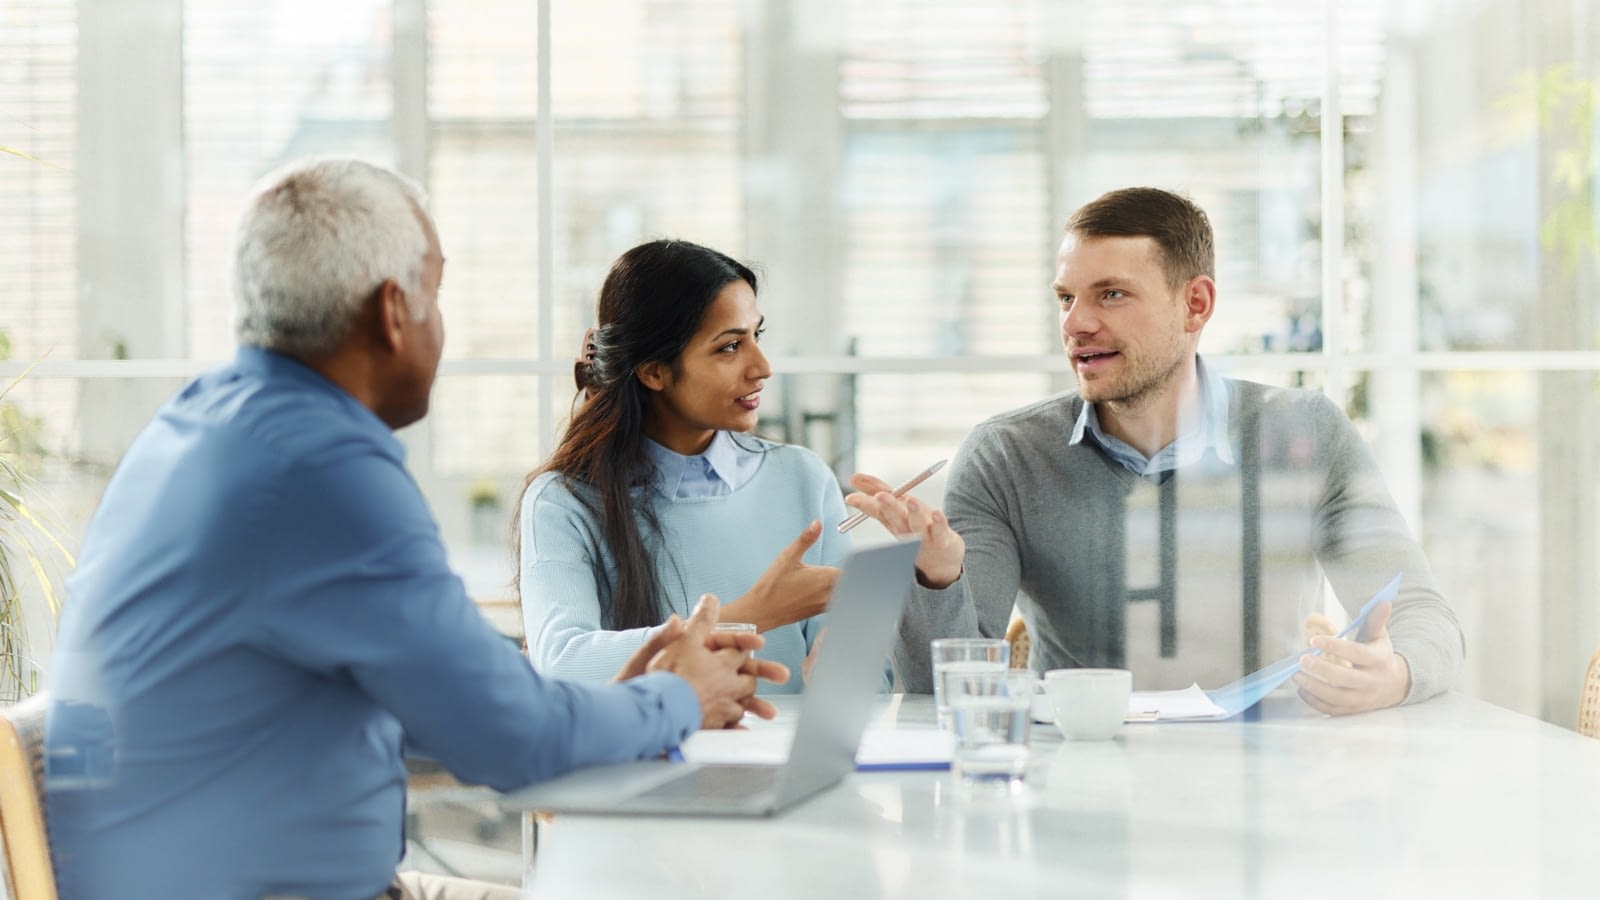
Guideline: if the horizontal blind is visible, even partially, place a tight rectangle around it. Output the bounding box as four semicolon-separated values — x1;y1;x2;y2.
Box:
842;0;1046;119
1084;0;1384;120
429;0;539;118
428;0;742;476
0;0;77;459
183;0;394;361
428;0;542;476
840;1;1052;458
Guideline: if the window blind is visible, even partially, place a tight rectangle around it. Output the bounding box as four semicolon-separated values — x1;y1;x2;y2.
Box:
840;1;1054;457
427;0;743;475
183;0;394;360
0;0;77;456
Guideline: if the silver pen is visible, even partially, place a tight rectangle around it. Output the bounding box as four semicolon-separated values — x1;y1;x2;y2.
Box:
837;459;948;533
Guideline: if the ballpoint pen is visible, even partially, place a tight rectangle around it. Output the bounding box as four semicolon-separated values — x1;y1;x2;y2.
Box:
837;459;948;533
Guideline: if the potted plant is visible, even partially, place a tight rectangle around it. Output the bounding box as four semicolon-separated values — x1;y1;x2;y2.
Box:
0;332;73;703
467;479;504;547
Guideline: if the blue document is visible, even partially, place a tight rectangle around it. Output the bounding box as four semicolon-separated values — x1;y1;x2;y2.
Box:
1202;573;1402;718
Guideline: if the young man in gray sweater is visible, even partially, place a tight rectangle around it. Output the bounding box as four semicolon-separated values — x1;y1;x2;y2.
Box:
852;186;1462;715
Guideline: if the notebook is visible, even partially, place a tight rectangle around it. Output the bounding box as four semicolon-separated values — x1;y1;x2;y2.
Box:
498;538;921;817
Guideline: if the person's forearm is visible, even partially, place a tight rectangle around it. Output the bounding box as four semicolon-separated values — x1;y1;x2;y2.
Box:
893;577;980;692
1389;622;1460;703
1315;394;1463;704
916;563;962;591
716;593;786;633
533;627;652;682
350;604;700;793
482;672;701;788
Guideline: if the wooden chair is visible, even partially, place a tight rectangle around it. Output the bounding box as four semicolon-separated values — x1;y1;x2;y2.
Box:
1579;647;1600;740
1006;618;1031;671
0;693;58;900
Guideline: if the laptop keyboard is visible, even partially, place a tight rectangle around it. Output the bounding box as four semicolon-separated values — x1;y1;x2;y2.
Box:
637;765;783;803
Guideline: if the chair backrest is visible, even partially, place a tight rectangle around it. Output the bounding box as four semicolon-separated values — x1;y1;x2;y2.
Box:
1580;648;1600;740
0;693;57;900
1006;617;1031;671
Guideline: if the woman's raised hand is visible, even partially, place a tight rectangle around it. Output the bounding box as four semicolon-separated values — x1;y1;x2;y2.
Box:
717;521;840;632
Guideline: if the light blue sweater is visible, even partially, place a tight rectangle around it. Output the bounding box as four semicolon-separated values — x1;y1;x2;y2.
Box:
520;440;851;693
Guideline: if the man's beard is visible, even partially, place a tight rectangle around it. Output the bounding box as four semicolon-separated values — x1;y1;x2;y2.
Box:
1079;348;1185;411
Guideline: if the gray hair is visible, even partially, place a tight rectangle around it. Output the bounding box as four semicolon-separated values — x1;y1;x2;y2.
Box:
233;158;431;357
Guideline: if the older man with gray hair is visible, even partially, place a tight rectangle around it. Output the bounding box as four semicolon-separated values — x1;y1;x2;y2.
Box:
45;158;786;900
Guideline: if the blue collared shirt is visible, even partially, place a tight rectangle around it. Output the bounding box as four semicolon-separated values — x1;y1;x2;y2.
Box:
643;431;764;499
1069;356;1236;481
45;347;700;900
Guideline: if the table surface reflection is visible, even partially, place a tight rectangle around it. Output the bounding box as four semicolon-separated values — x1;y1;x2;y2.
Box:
507;692;1600;899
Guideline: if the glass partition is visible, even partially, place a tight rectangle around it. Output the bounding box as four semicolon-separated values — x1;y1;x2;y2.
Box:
1;0;1596;732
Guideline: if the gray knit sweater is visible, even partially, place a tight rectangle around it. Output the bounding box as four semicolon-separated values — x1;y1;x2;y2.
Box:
895;379;1464;704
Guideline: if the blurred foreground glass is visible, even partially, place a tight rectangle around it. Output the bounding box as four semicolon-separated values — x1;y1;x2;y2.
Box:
947;669;1034;794
713;621;758;658
931;638;1009;730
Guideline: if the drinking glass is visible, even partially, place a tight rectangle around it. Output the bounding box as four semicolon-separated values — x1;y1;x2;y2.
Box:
947;669;1034;793
931;637;1010;730
714;621;758;657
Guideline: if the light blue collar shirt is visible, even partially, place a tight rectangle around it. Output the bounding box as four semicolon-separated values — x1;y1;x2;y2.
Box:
644;431;764;499
1069;355;1236;481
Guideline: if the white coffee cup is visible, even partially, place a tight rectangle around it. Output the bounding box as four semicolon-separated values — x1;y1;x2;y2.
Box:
1043;668;1132;741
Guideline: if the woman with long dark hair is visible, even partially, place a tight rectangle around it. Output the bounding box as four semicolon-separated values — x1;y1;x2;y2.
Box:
515;239;852;691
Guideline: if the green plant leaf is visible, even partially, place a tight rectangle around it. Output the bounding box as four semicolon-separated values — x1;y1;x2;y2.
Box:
14;498;76;571
0;347;71;700
1;353;46;403
0;144;64;169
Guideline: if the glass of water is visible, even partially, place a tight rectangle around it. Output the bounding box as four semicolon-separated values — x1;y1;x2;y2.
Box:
946;669;1034;793
931;638;1010;730
714;621;758;657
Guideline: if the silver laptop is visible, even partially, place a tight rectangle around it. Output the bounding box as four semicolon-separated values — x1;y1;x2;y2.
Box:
499;538;921;818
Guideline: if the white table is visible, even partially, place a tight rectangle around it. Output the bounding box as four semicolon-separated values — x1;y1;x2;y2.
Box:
507;693;1600;899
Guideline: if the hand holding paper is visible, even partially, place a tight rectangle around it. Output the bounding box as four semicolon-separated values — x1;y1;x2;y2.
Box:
1091;574;1404;722
1293;599;1412;715
1027;576;1407;724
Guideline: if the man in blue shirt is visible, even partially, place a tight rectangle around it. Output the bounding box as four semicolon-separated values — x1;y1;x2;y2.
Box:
44;158;787;900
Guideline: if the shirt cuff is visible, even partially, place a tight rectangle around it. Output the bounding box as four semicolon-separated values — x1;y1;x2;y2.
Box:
641;671;702;742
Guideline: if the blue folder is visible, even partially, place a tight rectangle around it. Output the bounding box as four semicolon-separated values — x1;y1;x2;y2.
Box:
1203;573;1402;718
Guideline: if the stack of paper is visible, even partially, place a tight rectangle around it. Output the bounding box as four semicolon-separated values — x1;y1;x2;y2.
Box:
1029;683;1226;724
1127;684;1229;721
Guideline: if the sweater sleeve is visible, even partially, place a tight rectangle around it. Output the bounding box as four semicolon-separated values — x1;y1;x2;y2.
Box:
519;476;654;681
1308;393;1465;703
893;423;1014;692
